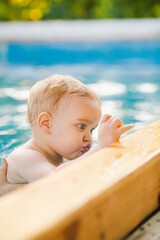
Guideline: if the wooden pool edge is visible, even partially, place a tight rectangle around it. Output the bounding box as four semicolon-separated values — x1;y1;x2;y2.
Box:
0;120;160;240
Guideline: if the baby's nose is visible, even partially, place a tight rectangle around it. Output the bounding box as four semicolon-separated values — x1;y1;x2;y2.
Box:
83;132;92;143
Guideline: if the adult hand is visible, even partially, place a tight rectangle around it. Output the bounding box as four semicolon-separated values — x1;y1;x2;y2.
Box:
0;158;8;186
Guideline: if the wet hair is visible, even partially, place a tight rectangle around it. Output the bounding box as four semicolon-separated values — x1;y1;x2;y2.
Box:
27;74;101;125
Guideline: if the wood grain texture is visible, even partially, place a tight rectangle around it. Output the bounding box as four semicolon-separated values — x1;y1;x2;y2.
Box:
0;120;160;240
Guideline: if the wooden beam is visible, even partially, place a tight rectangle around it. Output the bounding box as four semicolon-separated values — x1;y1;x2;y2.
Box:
0;120;160;240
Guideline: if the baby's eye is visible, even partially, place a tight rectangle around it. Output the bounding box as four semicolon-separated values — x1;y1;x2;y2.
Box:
90;128;95;134
78;124;86;130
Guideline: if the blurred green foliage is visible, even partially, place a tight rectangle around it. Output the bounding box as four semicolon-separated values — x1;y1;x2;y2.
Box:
0;0;160;21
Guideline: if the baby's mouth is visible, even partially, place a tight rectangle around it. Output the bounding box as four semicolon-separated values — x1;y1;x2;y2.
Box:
81;144;91;153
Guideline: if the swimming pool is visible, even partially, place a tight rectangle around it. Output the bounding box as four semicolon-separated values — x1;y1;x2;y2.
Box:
0;41;160;158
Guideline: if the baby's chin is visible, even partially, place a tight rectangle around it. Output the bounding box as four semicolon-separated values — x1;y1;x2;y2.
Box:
76;149;89;158
66;151;86;160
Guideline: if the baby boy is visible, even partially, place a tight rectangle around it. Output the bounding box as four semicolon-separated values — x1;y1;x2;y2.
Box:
6;74;133;184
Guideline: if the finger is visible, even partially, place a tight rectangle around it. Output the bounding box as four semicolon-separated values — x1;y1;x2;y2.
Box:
100;114;112;123
119;124;134;135
112;117;123;128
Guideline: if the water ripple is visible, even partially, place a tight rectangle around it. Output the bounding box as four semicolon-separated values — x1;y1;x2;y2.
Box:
88;81;126;97
134;83;159;93
0;87;29;100
0;129;17;135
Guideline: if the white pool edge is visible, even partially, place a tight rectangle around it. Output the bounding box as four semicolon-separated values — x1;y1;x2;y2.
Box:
0;19;160;42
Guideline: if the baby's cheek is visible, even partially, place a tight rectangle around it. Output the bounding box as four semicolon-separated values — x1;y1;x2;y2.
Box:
65;139;79;150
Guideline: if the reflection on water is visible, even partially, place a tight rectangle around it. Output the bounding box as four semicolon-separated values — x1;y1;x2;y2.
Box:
134;83;158;93
0;41;160;157
88;81;126;96
0;87;29;100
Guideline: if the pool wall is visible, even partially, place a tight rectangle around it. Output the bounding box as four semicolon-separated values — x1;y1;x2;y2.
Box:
0;19;160;42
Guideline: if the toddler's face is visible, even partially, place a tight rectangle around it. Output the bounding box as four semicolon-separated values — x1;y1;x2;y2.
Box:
49;94;101;160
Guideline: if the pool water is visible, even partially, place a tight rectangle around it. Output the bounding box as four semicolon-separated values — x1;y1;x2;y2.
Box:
0;41;160;158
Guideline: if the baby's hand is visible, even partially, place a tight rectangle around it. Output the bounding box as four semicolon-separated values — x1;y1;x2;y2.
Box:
98;114;133;147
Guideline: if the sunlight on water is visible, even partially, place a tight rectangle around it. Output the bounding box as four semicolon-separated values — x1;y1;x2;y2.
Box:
88;81;126;97
101;100;124;118
134;111;156;122
0;41;160;157
0;129;17;135
0;87;29;100
134;83;158;93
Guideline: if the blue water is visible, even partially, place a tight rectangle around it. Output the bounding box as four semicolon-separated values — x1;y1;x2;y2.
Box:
0;41;160;160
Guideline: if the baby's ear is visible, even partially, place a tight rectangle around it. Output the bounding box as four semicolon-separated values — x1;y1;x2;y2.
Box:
37;112;52;134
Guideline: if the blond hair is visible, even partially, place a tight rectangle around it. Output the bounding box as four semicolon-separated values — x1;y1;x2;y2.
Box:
27;74;101;125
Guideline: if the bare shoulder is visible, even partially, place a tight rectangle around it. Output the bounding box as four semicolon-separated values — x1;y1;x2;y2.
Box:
7;146;45;166
7;146;53;183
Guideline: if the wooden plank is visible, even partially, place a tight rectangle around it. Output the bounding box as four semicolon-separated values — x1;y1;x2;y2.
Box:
0;120;160;240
